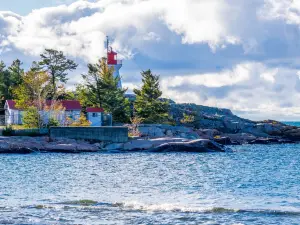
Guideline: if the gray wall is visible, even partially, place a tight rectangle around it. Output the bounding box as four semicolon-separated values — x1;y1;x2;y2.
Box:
50;127;128;143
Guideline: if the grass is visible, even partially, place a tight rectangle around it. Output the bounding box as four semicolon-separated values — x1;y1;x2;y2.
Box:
0;125;27;130
0;125;42;130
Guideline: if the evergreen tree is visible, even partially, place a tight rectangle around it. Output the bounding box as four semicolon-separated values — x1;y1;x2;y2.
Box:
82;58;131;123
0;59;25;102
8;59;24;87
38;49;78;98
0;61;13;100
0;60;25;108
133;70;169;123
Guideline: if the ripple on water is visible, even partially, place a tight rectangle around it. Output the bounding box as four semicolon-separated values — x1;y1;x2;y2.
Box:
0;144;299;224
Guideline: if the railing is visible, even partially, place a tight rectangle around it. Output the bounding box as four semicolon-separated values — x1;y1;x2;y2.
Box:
0;115;5;126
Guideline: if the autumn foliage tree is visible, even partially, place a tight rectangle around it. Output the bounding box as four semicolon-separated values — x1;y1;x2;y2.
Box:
13;68;51;110
13;67;65;127
70;113;91;127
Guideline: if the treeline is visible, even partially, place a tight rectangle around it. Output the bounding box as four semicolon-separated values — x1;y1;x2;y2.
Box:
0;49;169;125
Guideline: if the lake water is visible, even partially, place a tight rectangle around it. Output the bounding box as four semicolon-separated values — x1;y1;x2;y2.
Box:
283;121;300;127
0;145;300;224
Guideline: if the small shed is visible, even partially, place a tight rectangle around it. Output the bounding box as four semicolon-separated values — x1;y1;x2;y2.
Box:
86;107;104;126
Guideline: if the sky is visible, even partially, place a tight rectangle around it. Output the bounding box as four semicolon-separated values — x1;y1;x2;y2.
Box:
1;0;300;121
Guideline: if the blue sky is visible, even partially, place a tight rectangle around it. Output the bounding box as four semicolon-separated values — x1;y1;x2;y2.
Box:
1;0;300;120
0;0;74;15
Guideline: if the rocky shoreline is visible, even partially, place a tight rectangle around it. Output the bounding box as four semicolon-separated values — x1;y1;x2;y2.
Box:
0;125;298;154
1;104;300;154
1;121;300;154
0;136;230;154
0;136;101;154
127;122;300;145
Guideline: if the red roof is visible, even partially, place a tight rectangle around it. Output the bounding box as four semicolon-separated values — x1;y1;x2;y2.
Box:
6;100;17;110
59;100;82;110
6;100;82;111
86;107;104;113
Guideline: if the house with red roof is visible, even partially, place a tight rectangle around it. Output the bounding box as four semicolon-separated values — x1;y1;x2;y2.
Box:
4;100;82;125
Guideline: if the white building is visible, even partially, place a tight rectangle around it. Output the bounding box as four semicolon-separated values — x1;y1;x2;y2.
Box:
86;107;104;126
4;100;82;125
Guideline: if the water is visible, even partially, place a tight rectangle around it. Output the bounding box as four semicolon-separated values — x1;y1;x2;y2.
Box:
0;145;300;224
283;121;300;127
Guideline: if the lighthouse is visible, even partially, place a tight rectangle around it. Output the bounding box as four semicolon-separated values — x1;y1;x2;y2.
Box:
106;37;122;88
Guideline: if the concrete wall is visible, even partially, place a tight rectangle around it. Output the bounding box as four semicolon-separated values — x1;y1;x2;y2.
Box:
50;126;128;143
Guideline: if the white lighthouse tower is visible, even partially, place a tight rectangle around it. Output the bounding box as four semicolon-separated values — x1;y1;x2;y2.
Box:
106;37;122;88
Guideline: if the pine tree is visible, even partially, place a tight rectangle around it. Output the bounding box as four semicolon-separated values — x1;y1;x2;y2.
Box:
0;61;13;100
0;60;25;102
8;59;24;87
38;49;78;98
133;70;169;123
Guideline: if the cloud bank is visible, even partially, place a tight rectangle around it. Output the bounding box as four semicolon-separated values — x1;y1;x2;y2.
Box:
1;0;300;120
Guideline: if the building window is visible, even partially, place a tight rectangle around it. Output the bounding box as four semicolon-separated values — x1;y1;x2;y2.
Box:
92;113;98;117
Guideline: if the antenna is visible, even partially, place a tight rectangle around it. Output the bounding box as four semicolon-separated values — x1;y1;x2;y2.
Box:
106;36;109;55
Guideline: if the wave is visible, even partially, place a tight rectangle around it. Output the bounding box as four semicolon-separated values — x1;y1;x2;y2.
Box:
116;202;300;216
27;200;300;216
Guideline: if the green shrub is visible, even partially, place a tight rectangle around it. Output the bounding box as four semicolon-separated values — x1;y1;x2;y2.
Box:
47;117;60;128
22;106;43;128
70;113;91;127
2;125;14;136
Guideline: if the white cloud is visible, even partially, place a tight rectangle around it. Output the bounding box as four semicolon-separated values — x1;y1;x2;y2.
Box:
1;0;300;120
261;0;300;25
1;0;300;61
0;0;248;62
164;63;253;88
161;0;240;49
161;62;300;120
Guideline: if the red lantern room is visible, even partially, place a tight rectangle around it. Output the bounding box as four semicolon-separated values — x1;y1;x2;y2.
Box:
107;47;117;65
107;47;122;65
105;37;123;88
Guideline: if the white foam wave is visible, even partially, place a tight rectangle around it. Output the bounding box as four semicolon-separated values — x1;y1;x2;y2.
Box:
118;201;239;213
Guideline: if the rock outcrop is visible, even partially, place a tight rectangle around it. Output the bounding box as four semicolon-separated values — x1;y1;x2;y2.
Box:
129;118;300;145
150;139;226;153
104;138;228;153
0;137;100;154
0;136;228;154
